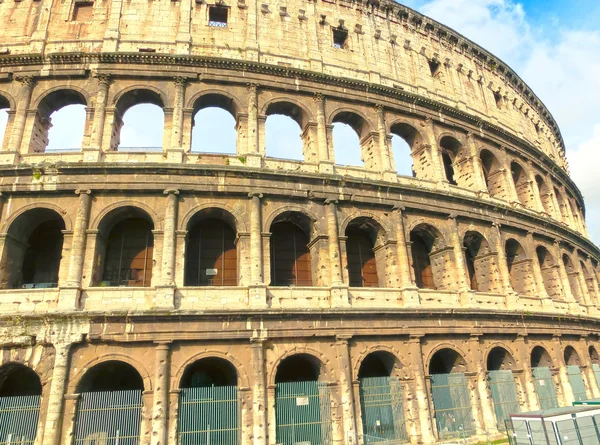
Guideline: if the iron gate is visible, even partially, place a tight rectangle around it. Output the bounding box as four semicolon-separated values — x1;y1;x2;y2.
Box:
593;364;600;390
488;370;520;431
73;390;143;445
275;381;332;445
0;395;40;445
430;373;475;440
567;365;588;402
358;376;408;445
532;367;558;410
177;385;239;445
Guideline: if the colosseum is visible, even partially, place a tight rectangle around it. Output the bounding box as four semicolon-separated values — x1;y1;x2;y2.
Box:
0;0;598;444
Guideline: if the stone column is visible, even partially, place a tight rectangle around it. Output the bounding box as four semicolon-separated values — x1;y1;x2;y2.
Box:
492;224;516;304
514;334;539;411
325;199;344;286
88;74;111;158
502;153;520;204
161;189;179;287
65;190;92;288
526;232;551;305
449;215;470;299
249;193;263;285
251;337;268;445
420;118;444;182
245;84;261;166
8;76;35;156
468;335;497;434
375;105;394;179
408;336;435;444
314;93;333;173
554;241;575;303
42;342;74;445
336;335;358;445
151;342;170;445
551;335;574;406
466;133;488;193
585;337;600;399
169;77;187;161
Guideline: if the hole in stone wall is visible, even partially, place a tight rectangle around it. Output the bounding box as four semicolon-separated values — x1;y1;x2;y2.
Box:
77;361;144;393
276;354;322;383
487;347;515;371
428;59;441;77
208;6;228;27
119;104;164;151
0;364;42;397
46;104;86;151
493;91;503;109
181;357;237;388
429;348;467;374
72;2;94;21
333;27;348;48
265;114;303;160
191;107;237;154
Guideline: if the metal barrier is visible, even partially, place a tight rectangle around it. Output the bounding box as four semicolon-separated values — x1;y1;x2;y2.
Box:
430;373;475;440
358;376;408;445
567;365;588;403
506;411;600;444
275;381;333;445
0;395;40;445
177;385;239;445
532;367;558;410
488;370;520;431
73;390;143;445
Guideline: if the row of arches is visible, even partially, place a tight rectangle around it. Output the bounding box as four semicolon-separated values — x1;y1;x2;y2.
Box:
2;342;599;443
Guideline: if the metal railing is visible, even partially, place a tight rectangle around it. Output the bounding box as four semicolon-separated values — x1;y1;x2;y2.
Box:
532;367;559;410
430;373;475;440
488;370;520;431
0;395;41;445
567;365;588;402
115;146;163;153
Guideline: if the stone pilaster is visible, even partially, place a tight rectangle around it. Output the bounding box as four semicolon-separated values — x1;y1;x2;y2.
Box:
375;105;395;180
88;74;111;159
314;93;333;173
251;337;268;445
151;342;171;445
554;241;576;305
514;335;538;411
466;133;488;193
448;215;470;299
103;0;124;51
8;76;35;157
551;335;574;406
154;190;178;309
336;335;358;445
526;232;551;306
408;336;435;444
325;199;344;286
467;335;498;434
420;118;444;182
169;78;187;161
492;224;517;306
245;84;262;166
249;193;267;306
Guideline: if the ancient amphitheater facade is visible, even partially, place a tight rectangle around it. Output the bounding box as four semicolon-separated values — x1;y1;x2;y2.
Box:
0;0;599;444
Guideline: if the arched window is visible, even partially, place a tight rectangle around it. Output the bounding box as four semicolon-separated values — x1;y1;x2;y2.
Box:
264;102;307;161
31;89;87;153
74;361;144;444
486;348;520;429
332;111;368;168
535;175;554;215
1;208;66;289
510;162;534;207
390;123;423;178
345;220;381;288
563;254;583;303
564;347;588;402
270;222;312;286
530;346;558;409
0;95;9;148
185;218;237;286
113;89;164;151
410;226;441;290
480;149;505;199
179;358;239;445
0;363;42;443
554;188;572;224
191;94;238;154
580;261;598;304
440;136;460;186
463;231;499;292
505;239;534;295
536;246;560;299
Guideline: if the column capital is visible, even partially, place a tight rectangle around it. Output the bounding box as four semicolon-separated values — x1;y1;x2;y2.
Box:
324;198;338;205
154;341;172;348
173;76;188;87
15;75;35;88
374;103;385;113
313;92;326;103
250;336;267;345
392;205;406;212
246;82;259;92
248;192;264;199
408;334;424;343
164;188;180;195
75;189;92;195
335;334;352;343
93;73;112;87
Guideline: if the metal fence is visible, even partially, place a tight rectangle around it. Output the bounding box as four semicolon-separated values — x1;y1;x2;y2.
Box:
430;373;475;440
275;381;333;445
506;415;600;445
358;376;408;445
567;365;588;403
488;370;520;431
178;385;238;445
73;390;143;445
0;395;40;445
532;367;558;410
593;364;600;389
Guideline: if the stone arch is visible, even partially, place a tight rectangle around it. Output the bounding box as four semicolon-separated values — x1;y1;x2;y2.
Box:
480;148;505;199
535;175;554;215
0;92;12;150
554;187;572;224
112;85;166;111
187;89;243;117
90;200;162;232
589;346;600;364
69;354;152;393
439;135;464;186
344;215;389;288
536;245;561;298
563;253;584;303
339;211;392;243
352;345;406;381
564;346;582;366
409;222;447;290
510;160;535;208
0;90;16;110
264;206;320;240
1;202;72;234
33;86;89;110
389;120;425;178
331;108;376;168
505;238;535;295
173;350;250;389
427;345;470;374
268;348;332;386
530;346;553;368
486;346;517;371
357;350;404;379
181;202;247;233
262;97;313;128
0;362;42;396
329;108;371;137
463;230;500;293
579;260;597;302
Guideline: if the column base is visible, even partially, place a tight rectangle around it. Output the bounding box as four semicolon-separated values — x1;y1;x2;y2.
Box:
82;147;103;162
176;39;191;54
241;153;263;168
382;170;398;182
400;286;420;307
0;151;19;165
58;286;82;311
248;284;268;308
166;147;185;163
330;285;350;308
154;285;176;310
319;161;335;174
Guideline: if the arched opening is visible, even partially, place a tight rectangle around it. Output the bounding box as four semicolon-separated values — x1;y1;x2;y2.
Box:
95;207;154;287
32;89;87;153
1;208;66;289
486;348;520;430
390;123;422;177
510;162;534;208
564;347;587;402
580;261;598;304
563;254;584;303
463;231;499;292
0;95;9;149
178;358;239;445
530;346;558;409
185;214;237;287
0;363;42;443
554;188;572;225
480;149;505;199
345;218;384;288
74;361;144;444
332;111;368;168
358;352;408;444
535;175;554;215
191;94;238;154
265;102;307;161
589;347;600;390
440;136;461;186
410;225;443;290
536;246;560;299
505;239;534;295
428;348;474;440
113;89;164;151
270;213;313;286
275;354;332;445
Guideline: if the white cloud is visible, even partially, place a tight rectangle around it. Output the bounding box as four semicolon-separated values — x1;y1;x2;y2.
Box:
0;110;7;147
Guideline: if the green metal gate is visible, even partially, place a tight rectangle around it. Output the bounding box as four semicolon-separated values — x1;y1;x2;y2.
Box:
74;390;143;444
532;367;558;410
567;365;588;402
0;395;40;445
358;376;408;445
430;373;475;440
488;370;520;431
593;363;600;389
177;385;238;445
275;381;332;445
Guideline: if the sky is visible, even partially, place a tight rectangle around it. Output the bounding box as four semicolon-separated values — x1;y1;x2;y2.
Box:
0;0;599;242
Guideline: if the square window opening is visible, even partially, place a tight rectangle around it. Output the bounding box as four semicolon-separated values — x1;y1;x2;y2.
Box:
209;6;228;27
428;60;441;77
73;2;94;21
333;28;348;49
494;91;503;109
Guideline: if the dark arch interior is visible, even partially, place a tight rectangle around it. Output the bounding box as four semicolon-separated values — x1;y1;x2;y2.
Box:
463;232;489;291
564;347;581;366
275;354;321;383
38;89;87;118
531;346;553;368
270;220;312;286
410;227;438;290
358;352;399;378
487;347;516;371
0;94;9;110
390;122;421;148
429;348;468;374
536;246;553;268
346;227;378;288
116;89;164;116
562;254;575;272
511;162;525;184
440;137;460;185
332;111;367;138
192;93;237;118
505;239;525;269
441;151;456;185
0;364;42;397
180;357;238;388
77;360;144;393
265;101;306;128
590;346;600;364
